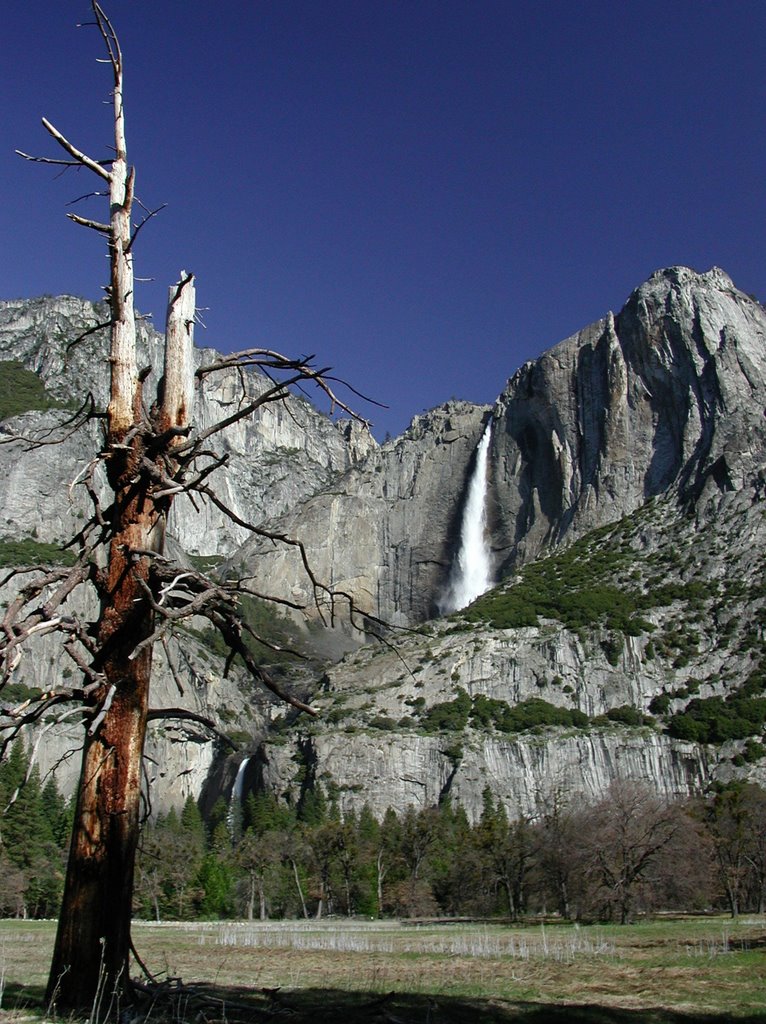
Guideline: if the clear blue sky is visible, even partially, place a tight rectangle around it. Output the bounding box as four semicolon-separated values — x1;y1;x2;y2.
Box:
3;1;764;439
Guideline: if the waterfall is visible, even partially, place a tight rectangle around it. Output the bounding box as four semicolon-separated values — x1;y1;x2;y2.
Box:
439;422;493;614
228;756;250;836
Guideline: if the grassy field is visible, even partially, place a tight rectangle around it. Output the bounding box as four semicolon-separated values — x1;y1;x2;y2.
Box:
1;916;764;1023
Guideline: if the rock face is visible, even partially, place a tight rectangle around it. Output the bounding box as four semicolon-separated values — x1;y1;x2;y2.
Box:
256;472;766;821
258;727;710;824
488;266;766;573
0;296;375;554
2;266;766;820
235;267;766;625
238;266;766;815
0;295;372;812
228;401;490;626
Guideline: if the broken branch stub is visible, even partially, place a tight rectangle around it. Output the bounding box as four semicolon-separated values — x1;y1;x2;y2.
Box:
160;272;196;437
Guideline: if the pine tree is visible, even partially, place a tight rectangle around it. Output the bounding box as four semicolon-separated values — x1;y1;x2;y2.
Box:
180;796;206;853
0;742;27;814
244;790;293;836
41;777;70;849
195;854;234;919
298;783;328;826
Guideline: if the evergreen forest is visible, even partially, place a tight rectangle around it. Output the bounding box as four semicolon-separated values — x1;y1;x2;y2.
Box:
2;745;764;926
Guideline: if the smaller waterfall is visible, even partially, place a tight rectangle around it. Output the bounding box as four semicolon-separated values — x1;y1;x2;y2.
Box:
227;756;250;837
439;422;493;614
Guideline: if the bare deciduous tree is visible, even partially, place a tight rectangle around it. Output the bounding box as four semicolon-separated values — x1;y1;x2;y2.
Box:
579;780;682;924
700;782;766;918
5;3;374;1013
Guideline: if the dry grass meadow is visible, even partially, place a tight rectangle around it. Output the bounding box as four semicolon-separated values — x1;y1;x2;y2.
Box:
0;915;764;1023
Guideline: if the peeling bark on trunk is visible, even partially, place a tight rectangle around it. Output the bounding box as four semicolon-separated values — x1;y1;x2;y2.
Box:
48;436;156;1009
47;657;151;1007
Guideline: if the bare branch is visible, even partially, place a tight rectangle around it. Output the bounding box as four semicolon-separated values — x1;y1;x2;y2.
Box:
91;2;123;89
196;348;315;378
15;148;112;173
195;347;373;435
1;705;87;808
176;370;320;452
240;617;306;661
146;707;238;750
126;203;167;254
183;483;373;629
237;582;306;612
88;683;116;735
206;608;318;716
315;372;387;411
63;635;107;691
160;634;184;697
0;392;97;450
66;319;112;354
0;694;86;762
40;117;112;181
0;562;89;685
67;212;111;233
149;452;224;500
127;567;229;657
66;190;109;206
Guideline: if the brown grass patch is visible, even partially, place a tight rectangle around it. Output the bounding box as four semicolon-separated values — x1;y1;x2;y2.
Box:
1;917;764;1022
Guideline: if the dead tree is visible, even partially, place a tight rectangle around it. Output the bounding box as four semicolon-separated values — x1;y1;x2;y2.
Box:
7;3;374;1013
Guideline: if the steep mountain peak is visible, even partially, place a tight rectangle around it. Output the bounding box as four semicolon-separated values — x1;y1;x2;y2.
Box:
215;266;766;627
644;264;735;289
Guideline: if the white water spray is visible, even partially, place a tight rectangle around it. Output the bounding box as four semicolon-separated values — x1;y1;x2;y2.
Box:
228;756;250;836
439;422;493;613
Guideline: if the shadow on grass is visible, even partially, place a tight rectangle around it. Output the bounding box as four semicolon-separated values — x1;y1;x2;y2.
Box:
2;981;47;1012
3;982;763;1024
135;983;766;1024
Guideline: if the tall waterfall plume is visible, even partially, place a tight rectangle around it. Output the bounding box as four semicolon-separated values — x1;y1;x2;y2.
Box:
439;421;493;613
227;755;250;837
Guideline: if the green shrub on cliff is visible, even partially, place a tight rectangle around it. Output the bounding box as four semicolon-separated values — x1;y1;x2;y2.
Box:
0;360;60;420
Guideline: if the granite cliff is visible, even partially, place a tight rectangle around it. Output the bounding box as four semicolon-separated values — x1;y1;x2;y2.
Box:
233;266;766;623
1;266;765;818
0;295;374;554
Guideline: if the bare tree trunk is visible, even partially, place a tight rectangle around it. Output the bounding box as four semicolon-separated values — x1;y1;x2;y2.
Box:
45;21;143;1001
47;272;194;1010
48;463;156;1008
344;873;352;917
500;877;515;922
247;874;255;922
47;665;150;1008
160;272;196;434
376;850;387;918
558;876;571;920
291;858;309;919
46;260;194;1011
13;4;364;1011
